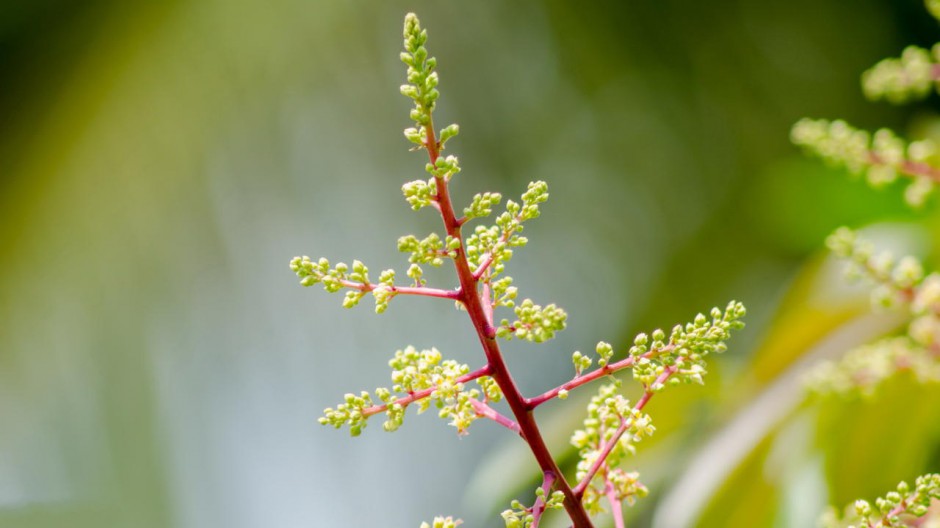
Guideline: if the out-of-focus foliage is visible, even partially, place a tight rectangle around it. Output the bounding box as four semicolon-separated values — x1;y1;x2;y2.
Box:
2;0;939;527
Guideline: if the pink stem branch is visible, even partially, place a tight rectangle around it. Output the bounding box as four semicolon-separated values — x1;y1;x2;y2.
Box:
877;491;930;527
868;152;940;184
525;346;676;410
470;211;524;280
338;278;460;300
472;253;497;281
530;471;557;528
470;398;520;434
572;366;677;499
604;478;625;528
361;365;490;418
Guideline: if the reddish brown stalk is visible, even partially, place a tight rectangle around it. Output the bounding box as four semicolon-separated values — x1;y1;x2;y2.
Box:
361;365;490;418
573;366;677;499
525;346;676;410
423;122;594;527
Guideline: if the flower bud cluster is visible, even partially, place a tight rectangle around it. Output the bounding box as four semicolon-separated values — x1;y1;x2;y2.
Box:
791;118;938;207
289;255;397;313
791;118;871;173
320;346;495;436
807;229;940;396
464;192;503;220
571;383;653;515
628;302;746;389
490;276;519;309
386;346;480;434
419;516;462;528
398;232;455;269
826;227;925;309
819;474;940;527
400;14;460;159
318;391;374;437
464;181;547;279
570;342;617;378
805;22;940;501
290;256;368;291
402;178;438;211
862;45;940;103
477;375;504;403
400;13;438;129
496;298;568;343
805;337;940;397
499;489;565;528
571;351;593;376
426;155;461;181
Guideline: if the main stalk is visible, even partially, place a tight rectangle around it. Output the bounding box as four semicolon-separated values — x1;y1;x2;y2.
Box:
424;127;594;528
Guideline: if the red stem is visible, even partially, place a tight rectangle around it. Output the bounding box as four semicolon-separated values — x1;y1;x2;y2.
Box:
423;122;594;527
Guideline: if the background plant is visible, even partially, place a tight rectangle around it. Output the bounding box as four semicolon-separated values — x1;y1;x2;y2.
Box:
792;1;940;525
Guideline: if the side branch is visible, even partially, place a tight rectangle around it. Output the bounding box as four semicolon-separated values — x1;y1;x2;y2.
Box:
525;346;676;410
604;478;625;528
470;398;521;434
470;212;524;281
339;278;460;301
361;365;491;418
572;366;677;499
868;152;940;184
530;471;557;528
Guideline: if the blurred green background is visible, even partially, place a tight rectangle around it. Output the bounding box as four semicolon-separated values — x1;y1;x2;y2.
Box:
2;0;940;526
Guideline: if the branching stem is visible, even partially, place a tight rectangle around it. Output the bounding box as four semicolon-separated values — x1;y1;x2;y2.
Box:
469;398;520;434
573;366;677;500
423;119;594;527
525;346;676;410
471;212;523;281
868;152;940;183
604;477;625;528
360;365;490;418
338;278;460;300
530;471;557;528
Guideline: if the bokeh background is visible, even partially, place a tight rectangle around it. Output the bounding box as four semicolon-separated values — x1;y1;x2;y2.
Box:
2;0;940;526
